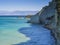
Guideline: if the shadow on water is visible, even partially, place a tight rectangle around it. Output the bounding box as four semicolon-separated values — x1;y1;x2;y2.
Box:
14;24;55;45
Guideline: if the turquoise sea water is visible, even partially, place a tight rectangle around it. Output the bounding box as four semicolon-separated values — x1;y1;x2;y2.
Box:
0;17;30;45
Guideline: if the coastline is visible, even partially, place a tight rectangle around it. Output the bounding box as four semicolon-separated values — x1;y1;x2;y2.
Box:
14;24;55;45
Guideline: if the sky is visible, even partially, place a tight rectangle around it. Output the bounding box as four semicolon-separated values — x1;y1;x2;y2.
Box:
0;0;52;11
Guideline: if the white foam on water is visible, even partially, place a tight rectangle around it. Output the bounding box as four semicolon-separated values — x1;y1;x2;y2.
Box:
0;28;30;45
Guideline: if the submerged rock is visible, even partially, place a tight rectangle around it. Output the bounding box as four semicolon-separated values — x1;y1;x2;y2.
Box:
15;24;55;45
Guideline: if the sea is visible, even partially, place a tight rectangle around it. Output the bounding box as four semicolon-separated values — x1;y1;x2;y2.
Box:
0;16;31;45
0;16;55;45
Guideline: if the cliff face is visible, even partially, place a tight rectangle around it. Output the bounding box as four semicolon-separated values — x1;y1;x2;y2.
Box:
39;0;60;45
29;0;60;45
55;0;60;45
30;15;40;24
39;0;56;29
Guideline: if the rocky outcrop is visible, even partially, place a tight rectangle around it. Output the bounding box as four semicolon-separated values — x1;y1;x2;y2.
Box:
29;14;40;24
54;0;60;45
29;0;60;45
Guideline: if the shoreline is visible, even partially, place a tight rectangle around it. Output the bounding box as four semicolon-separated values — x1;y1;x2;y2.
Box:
15;24;55;45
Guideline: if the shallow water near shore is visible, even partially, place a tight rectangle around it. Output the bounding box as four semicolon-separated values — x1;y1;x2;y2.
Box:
0;16;31;45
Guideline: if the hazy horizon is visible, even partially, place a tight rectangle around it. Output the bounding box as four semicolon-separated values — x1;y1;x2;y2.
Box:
0;0;52;15
0;11;38;16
